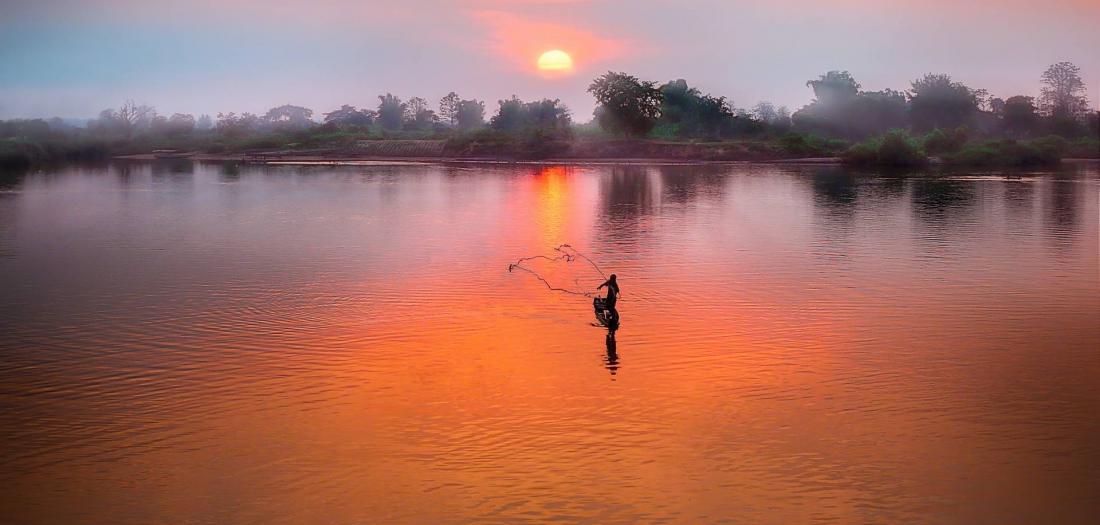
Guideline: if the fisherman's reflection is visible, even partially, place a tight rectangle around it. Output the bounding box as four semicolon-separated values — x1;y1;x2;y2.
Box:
604;333;620;379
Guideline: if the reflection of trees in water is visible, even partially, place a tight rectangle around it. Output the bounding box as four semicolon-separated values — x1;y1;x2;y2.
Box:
218;162;241;182
1002;179;1035;216
810;167;912;216
601;166;656;218
113;162;136;185
656;165;728;206
150;159;195;177
811;167;859;210
0;168;27;259
1044;174;1082;247
910;178;977;222
595;166;659;249
0;168;27;191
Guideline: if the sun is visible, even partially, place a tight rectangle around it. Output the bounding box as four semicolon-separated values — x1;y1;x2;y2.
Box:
537;50;573;72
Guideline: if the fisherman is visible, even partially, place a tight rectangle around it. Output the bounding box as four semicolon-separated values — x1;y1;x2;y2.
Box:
596;274;620;330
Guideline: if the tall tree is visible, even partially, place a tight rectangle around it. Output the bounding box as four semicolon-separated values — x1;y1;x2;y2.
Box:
1039;62;1089;119
323;105;374;127
439;92;460;126
1000;96;1039;137
406;97;429;121
456;99;485;130
806;71;860;105
490;96;526;131
588;72;663;138
489;96;570;132
377;93;406;130
263;104;313;129
907;74;979;131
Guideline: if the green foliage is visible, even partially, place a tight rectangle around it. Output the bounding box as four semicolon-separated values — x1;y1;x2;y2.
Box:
588;72;663;138
1067;137;1099;159
793;71;907;139
1000;96;1038;137
842;130;927;167
942;138;1064;167
908;74;980;131
922;126;969;155
806;71;860;104
323;105;375;128
1039;62;1089;120
489;96;571;137
444;126;570;160
777;133;846;157
455;99;485;130
376;93;406;130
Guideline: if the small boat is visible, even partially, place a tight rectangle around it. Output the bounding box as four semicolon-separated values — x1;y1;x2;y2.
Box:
593;296;618;330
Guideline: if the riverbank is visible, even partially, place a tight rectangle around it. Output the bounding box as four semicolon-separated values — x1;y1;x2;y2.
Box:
112;151;844;165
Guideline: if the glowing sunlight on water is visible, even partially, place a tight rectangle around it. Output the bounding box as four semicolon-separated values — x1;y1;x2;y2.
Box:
1;161;1098;524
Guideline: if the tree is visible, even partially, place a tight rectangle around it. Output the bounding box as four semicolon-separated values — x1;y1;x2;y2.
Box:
154;113;196;137
215;112;261;138
652;79;738;138
775;106;792;129
117;100;155;134
1000;96;1039;137
907;74;979;131
793;72;907;138
377;93;406;130
323;105;375;127
1039;62;1089;119
588;71;663;138
752;102;778;123
439;92;460;126
989;97;1006;117
806;71;860;105
263;104;313;129
87;100;155;138
456;99;485;130
406;97;429;121
490;96;527;131
196;114;214;131
489;96;570;133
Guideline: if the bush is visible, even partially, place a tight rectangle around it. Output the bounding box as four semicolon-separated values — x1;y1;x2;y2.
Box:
943;138;1063;167
778;133;847;157
842;129;927;167
923;126;969;155
1066;137;1099;159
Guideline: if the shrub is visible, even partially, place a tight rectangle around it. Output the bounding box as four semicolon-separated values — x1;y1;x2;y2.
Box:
922;126;969;155
843;129;927;166
943;138;1063;167
778;133;846;157
1066;137;1099;159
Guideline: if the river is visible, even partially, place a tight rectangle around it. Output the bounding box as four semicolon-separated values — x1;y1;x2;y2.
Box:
1;161;1098;523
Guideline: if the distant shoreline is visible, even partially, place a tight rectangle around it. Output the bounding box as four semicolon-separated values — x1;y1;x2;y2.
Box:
111;153;1100;167
112;152;845;165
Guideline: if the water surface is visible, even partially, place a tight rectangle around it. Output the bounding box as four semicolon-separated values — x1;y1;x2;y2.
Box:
1;161;1098;523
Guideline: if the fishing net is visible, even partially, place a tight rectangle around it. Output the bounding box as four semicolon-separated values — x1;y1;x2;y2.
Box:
507;244;609;298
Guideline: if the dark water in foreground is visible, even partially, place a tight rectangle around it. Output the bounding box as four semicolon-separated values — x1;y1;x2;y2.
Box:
1;161;1098;524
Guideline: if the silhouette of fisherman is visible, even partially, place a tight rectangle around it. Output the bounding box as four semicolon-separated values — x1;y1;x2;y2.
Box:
596;274;620;332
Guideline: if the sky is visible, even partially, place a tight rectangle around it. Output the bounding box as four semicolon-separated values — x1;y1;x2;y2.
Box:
1;0;1098;121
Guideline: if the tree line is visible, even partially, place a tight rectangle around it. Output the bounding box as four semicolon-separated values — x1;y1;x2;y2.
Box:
589;62;1095;140
1;61;1096;166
